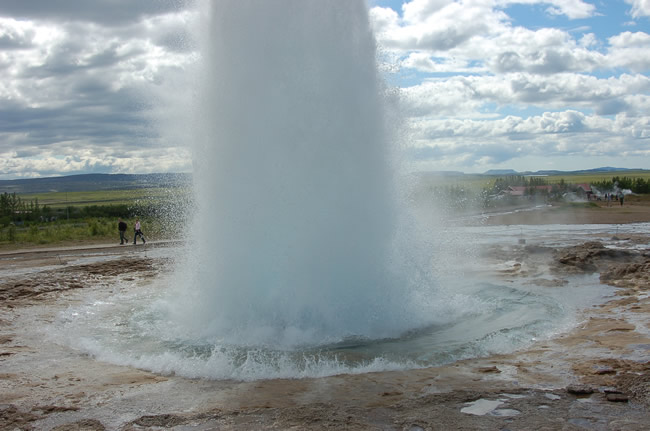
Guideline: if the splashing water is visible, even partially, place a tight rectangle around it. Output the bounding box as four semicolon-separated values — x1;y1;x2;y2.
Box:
170;0;435;349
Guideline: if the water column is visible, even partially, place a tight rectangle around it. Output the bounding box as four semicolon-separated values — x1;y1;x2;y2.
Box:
175;0;423;348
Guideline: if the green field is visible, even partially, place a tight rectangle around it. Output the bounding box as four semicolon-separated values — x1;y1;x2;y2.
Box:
20;187;190;208
0;216;175;249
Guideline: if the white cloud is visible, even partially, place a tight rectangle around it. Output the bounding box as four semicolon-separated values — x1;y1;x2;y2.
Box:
485;27;607;74
0;5;198;178
607;31;650;72
371;2;609;76
401;70;650;170
0;1;648;178
402;52;487;73
370;0;597;55
407;109;650;171
400;73;650;119
531;0;595;19
625;0;650;18
0;142;192;179
370;0;506;52
368;1;650;172
0;1;188;27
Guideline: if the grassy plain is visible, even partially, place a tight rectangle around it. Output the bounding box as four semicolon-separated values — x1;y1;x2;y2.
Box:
22;187;186;208
0;215;175;250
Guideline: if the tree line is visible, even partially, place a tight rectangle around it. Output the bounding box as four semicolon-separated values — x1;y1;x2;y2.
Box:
591;176;650;194
490;175;650;195
0;192;46;225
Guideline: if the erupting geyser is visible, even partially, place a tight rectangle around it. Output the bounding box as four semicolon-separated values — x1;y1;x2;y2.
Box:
172;0;432;348
51;0;614;383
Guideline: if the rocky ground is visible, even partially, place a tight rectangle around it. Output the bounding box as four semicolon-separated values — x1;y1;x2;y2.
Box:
0;212;649;430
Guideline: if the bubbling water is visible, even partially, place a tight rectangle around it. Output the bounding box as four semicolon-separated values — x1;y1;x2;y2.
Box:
170;0;437;349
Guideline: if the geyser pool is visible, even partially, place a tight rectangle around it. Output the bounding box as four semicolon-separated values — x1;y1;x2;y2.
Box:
52;235;614;381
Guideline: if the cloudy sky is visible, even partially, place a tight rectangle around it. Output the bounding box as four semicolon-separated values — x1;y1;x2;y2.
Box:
0;0;648;179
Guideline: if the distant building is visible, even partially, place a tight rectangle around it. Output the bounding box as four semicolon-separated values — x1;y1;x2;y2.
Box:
575;184;593;199
502;185;553;197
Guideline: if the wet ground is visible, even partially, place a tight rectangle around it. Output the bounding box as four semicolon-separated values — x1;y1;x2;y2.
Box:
0;225;649;430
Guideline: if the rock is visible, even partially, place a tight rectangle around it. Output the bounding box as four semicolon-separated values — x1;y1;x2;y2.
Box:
553;241;640;275
594;367;616;375
600;260;650;283
567;385;594;395
606;393;629;402
133;414;187;427
544;393;562;401
477;366;501;373
0;404;39;430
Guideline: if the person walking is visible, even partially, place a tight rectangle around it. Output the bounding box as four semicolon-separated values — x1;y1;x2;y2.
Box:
133;218;146;245
118;218;127;245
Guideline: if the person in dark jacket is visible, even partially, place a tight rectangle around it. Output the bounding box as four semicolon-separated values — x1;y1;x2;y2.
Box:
118;218;128;245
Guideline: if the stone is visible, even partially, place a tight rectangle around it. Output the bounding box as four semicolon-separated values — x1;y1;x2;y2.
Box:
567;385;594;395
606;393;629;402
477;366;501;373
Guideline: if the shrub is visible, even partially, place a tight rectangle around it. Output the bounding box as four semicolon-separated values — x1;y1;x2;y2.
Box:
7;223;16;242
28;224;39;241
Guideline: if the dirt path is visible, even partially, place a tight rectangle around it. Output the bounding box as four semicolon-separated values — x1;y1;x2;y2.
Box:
480;195;650;225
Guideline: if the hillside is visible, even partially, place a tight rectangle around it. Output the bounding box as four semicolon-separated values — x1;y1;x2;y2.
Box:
0;173;191;194
485;167;647;176
2;168;647;196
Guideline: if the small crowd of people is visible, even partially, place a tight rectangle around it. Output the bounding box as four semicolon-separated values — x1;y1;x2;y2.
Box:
604;192;625;207
117;217;146;245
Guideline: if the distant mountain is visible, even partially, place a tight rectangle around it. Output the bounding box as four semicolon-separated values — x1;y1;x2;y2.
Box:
483;169;519;175
417;170;466;177
523;170;563;176
0;173;192;194
577;167;639;173
3;167;647;195
482;167;647;176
